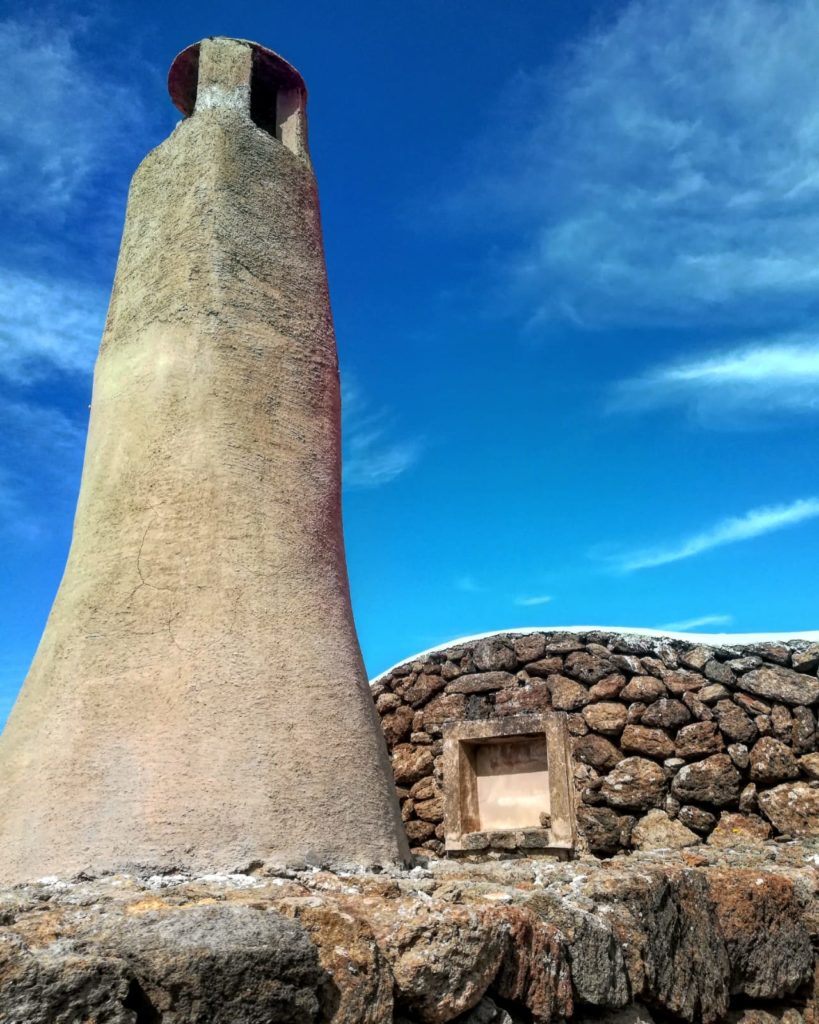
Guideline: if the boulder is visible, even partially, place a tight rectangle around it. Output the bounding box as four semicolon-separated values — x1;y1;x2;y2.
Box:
671;755;741;807
748;737;800;784
675;721;724;759
713;700;758;745
95;904;322;1024
565;651;616;685
525;890;630;1009
548;675;591;711
447;673;516;695
281;901;394;1024
663;671;705;696
601;757;666;811
741;666;819;706
576;805;636;855
402;673;447;707
704;660;736;686
728;744;750;770
738;783;758;814
705;869;814;999
422;693;468;731
525;657;564;678
631;810;700;851
621;725;675;759
757;782;819;837
365;901;508;1023
678;805;717;834
513;633;546;664
382;707;415;747
699;684;730;704
392;745;435;787
580;868;730;1022
792;706;816;754
680;646;714;671
582;702;628;736
574;734;623;772
640;699;690;731
792;644;819;674
799;752;819;780
589;673;627;700
706;812;771;848
473;639;517;673
620;677;666;702
490;906;574;1023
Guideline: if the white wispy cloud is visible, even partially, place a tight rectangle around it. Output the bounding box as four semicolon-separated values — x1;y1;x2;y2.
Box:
659;614;734;631
612;337;819;423
514;594;554;607
0;271;105;383
453;0;819;325
608;497;819;572
341;379;421;489
0;16;146;215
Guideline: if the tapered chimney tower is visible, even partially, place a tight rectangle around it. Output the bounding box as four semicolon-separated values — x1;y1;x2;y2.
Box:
0;37;410;882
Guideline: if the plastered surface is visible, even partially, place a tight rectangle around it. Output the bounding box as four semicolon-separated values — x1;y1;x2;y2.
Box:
0;38;409;883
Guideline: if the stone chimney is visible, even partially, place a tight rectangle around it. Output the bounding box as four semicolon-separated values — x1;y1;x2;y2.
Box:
0;37;410;882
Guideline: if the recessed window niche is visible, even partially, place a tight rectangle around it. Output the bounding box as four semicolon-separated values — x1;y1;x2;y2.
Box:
442;714;575;855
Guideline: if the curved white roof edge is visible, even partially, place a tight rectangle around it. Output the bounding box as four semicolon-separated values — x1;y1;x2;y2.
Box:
370;625;819;685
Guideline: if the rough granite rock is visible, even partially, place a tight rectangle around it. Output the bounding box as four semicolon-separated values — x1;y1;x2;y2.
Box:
757;782;819;837
704;870;814;999
749;738;800;784
548;676;592;712
621;726;675;760
620;677;667;702
630;810;700;851
582;703;628;736
525;890;630;1009
706;812;772;848
576;806;636;855
675;721;724;759
671;755;742;807
5;851;818;1024
490;907;574;1023
714;702;758;745
601;758;666;811
364;901;508;1023
574;735;624;772
741;667;819;707
640;699;691;731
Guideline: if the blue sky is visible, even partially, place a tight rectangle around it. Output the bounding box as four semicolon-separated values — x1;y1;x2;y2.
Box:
2;0;819;726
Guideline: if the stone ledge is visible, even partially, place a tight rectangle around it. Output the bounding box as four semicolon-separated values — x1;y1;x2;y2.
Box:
0;845;816;1023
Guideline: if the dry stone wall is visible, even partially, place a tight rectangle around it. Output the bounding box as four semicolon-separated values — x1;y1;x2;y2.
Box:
371;631;819;857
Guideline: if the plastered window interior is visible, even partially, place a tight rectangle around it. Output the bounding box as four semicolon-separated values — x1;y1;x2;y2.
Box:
443;714;576;854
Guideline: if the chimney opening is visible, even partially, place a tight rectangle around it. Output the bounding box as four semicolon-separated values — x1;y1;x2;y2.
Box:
250;50;280;139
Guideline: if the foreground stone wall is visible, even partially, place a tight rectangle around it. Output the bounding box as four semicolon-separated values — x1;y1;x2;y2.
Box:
0;848;816;1023
371;631;819;857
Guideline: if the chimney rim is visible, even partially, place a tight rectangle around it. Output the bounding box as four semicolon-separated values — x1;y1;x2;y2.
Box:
168;37;307;117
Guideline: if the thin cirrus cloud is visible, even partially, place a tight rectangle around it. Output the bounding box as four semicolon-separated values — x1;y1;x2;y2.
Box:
606;497;819;572
0;270;105;384
611;337;819;424
0;15;146;216
514;594;553;608
341;380;422;490
658;614;734;631
452;0;819;326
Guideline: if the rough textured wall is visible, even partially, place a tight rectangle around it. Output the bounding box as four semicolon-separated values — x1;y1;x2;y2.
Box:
0;37;409;883
372;631;819;857
0;848;816;1024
